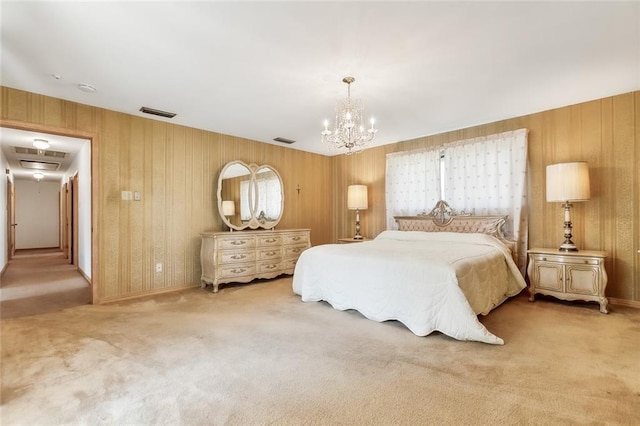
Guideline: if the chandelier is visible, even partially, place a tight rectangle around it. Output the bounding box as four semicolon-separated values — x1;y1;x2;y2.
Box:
322;76;377;155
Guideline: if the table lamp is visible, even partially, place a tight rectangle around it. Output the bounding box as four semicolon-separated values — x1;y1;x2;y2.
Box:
347;185;368;240
546;162;590;251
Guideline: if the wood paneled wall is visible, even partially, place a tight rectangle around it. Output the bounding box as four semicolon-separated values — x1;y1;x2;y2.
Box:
332;92;640;303
3;86;638;304
1;87;332;302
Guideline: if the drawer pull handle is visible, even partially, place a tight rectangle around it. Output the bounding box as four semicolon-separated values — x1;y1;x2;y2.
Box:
541;257;547;261
231;254;246;260
230;268;246;274
265;264;277;270
231;241;247;246
265;238;276;243
266;251;277;256
292;236;301;241
291;248;301;253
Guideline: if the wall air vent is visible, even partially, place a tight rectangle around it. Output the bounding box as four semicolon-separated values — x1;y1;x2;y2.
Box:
139;106;177;118
273;137;296;144
19;160;60;171
13;146;69;158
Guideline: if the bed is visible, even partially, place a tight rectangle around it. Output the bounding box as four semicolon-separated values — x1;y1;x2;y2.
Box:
292;201;526;344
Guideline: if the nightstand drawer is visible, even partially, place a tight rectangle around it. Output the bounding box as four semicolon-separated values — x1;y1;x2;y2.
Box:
534;254;601;267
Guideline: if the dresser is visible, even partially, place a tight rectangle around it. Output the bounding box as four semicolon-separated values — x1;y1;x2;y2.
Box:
200;229;311;292
527;248;608;313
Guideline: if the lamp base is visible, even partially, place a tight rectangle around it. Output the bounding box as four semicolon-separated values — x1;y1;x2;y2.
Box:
353;208;363;240
558;243;579;252
558;203;579;252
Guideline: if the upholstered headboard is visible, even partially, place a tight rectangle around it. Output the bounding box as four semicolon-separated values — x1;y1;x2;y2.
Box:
394;200;517;262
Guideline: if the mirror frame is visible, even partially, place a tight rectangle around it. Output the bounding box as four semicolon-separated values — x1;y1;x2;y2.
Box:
217;160;284;231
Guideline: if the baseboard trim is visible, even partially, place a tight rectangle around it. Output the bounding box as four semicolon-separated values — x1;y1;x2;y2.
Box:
78;268;91;284
98;283;200;304
608;297;640;309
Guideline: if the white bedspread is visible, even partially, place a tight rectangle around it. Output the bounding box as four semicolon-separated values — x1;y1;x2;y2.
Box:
292;231;526;344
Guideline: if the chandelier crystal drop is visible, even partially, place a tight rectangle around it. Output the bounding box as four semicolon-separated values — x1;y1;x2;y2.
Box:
322;76;377;155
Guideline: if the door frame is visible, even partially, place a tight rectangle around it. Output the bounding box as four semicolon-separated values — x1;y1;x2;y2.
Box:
6;177;16;260
71;172;79;266
0;119;100;304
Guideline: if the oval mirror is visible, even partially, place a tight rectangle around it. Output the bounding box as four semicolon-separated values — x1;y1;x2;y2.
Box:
253;165;284;229
217;161;284;231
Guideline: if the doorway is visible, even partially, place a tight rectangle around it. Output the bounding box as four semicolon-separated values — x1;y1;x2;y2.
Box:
0;121;97;308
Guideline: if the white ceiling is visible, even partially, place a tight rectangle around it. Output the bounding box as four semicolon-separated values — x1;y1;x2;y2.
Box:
1;1;639;158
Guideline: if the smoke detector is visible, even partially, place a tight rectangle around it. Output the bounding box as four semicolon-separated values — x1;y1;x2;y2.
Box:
78;83;96;93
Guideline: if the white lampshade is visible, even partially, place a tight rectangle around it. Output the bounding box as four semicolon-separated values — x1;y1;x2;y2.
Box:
546;162;590;202
222;200;235;216
347;185;368;210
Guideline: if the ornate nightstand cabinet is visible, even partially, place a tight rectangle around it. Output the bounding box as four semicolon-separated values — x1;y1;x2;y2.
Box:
527;248;608;313
200;229;310;293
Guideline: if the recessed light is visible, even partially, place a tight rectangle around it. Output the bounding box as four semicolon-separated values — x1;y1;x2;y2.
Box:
33;139;50;150
33;172;45;181
78;83;96;93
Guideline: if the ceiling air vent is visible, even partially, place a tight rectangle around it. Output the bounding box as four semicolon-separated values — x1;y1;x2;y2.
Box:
19;160;60;171
273;137;296;144
139;106;176;118
13;146;69;158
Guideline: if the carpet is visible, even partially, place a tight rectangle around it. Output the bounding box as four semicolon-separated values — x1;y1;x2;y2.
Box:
1;277;639;425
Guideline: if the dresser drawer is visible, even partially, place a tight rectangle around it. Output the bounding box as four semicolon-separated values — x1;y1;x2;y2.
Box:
282;258;299;271
219;251;256;264
257;260;282;274
257;248;282;261
217;236;256;250
257;235;282;247
283;233;308;245
284;243;308;259
218;263;256;279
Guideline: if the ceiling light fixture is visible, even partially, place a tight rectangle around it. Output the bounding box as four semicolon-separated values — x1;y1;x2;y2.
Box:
321;76;377;155
33;172;45;181
33;139;50;150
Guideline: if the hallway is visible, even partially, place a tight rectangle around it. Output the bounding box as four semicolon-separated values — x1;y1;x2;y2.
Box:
0;249;91;319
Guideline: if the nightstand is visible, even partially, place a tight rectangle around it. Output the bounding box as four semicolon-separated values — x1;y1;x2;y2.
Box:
527;248;608;313
338;237;371;244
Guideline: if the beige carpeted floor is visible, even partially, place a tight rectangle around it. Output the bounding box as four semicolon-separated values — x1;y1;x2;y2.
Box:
1;266;639;424
0;248;91;319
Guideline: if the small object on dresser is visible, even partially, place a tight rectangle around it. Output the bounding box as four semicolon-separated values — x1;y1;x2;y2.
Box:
527;248;608;313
